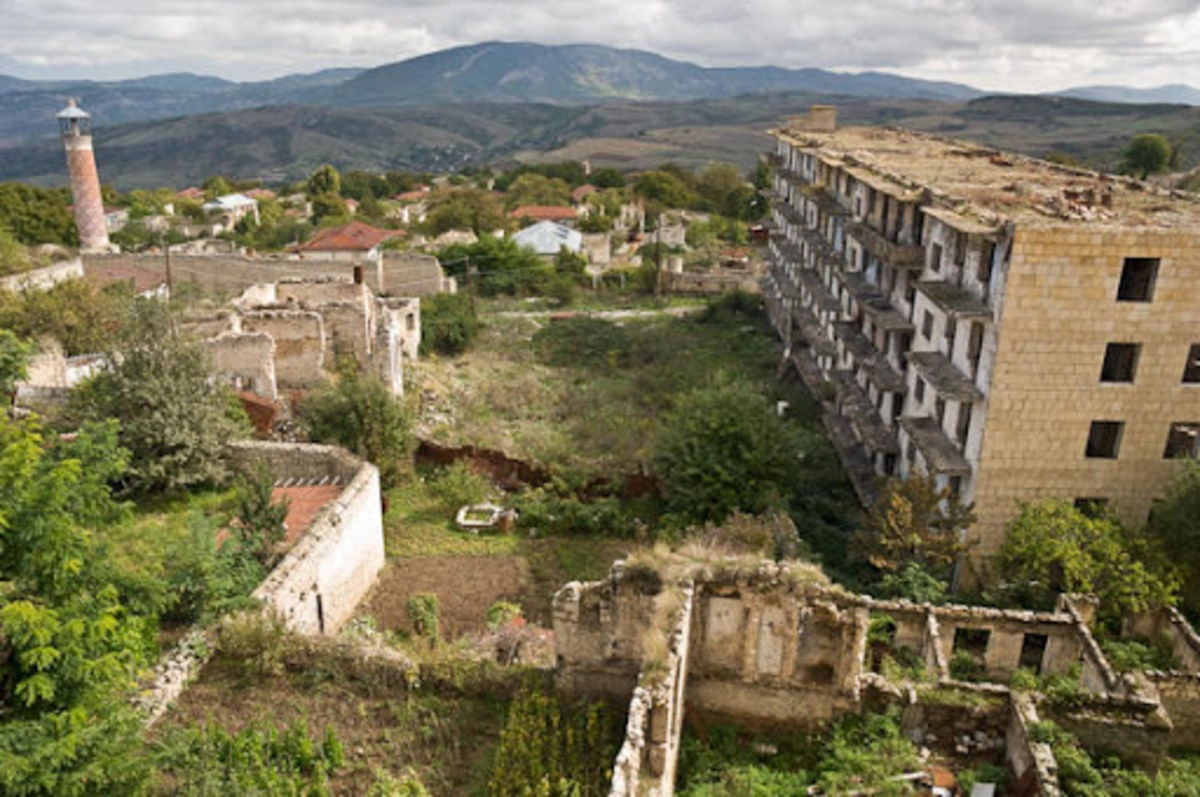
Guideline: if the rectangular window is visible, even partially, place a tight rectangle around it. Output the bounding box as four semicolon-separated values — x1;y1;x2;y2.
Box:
1183;344;1200;383
1073;497;1109;518
1086;421;1124;459
1117;257;1159;302
921;311;934;341
1100;343;1140;383
935;397;946;428
956;402;973;443
1164;423;1200;459
946;318;957;354
914;376;926;405
930;243;943;274
1019;634;1049;674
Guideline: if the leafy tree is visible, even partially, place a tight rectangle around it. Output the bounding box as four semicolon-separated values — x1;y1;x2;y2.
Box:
299;365;413;488
0;278;134;356
856;474;975;580
422;187;506;237
655;380;804;525
503;173;571;210
202;175;234;200
69;301;245;494
341;170;390;201
0;415;152;795
633;170;696;209
438;235;552;297
590;167;626;189
1121;133;1172;179
1146;459;1200;613
0;328;31;401
233;465;290;568
0;183;77;246
877;562;949;604
999;499;1178;620
418;293;480;356
311;193;350;226
0;225;31;276
306;164;342;198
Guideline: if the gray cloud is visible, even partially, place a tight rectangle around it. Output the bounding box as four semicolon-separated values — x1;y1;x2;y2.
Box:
1;0;1197;91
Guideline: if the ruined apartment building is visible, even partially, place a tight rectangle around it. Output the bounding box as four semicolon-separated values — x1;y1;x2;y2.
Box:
766;107;1200;578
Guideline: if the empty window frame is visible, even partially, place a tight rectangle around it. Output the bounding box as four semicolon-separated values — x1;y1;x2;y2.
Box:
1085;421;1124;459
1183;344;1200;384
1073;497;1109;518
1164;423;1200;459
1117;257;1159;302
1100;343;1140;383
930;243;943;274
921;311;934;341
914;376;927;405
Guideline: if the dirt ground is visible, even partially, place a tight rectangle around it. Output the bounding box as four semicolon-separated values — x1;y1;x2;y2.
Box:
360;555;531;638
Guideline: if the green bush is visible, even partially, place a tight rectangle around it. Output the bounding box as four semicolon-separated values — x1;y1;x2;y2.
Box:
406;593;440;642
418;293;480;356
156;719;345;795
299;364;413;488
949;649;985;682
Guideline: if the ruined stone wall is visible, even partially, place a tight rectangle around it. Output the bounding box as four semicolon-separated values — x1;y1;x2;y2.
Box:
665;270;761;296
318;303;373;364
381;252;450;296
230;441;385;635
1125;607;1200;673
0;258;84;292
240;310;325;389
201;332;277;400
1008;693;1062;796
685;576;867;729
610;582;694;797
1147;673;1200;749
971;225;1200;569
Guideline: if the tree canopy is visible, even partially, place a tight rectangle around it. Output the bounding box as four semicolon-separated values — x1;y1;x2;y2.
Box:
856;474;975;580
68;302;246;495
999;499;1178;620
654;379;804;526
1121;134;1173;179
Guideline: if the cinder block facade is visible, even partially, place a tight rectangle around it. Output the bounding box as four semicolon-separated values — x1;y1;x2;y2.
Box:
766;109;1200;579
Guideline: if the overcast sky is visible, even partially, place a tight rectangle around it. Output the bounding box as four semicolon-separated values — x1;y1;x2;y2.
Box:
3;0;1198;93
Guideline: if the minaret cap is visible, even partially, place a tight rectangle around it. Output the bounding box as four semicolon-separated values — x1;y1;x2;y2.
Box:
56;97;90;120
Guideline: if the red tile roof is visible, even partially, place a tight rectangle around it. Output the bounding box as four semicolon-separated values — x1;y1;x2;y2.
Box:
274;485;344;545
571;184;596;203
296;221;404;252
510;205;578;221
393;185;431;202
245;188;277;200
177;187;206;200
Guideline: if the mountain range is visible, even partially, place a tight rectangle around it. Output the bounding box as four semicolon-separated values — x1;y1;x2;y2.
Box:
0;42;1197;189
2;41;1197;146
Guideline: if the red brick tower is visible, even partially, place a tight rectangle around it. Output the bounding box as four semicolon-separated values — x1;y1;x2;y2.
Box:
58;99;111;252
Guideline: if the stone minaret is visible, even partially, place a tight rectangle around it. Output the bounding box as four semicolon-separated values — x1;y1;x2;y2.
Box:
57;99;111;252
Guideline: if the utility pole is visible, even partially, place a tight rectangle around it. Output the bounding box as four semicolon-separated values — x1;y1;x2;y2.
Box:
164;236;173;300
465;255;476;315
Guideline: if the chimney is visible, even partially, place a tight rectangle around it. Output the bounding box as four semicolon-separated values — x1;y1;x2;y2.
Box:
57;99;111;253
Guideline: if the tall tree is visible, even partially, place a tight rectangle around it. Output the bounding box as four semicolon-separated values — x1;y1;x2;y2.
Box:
856;475;975;579
1121;134;1172;179
69;301;246;495
306;164;342;198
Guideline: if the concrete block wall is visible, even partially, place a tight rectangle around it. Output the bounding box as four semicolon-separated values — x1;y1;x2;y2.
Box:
971;226;1200;568
229;441;385;635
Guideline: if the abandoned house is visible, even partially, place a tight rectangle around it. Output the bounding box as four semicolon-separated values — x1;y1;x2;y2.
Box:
180;276;420;400
765;106;1200;580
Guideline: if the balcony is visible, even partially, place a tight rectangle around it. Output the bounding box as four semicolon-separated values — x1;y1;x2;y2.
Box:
835;271;914;333
830;370;900;456
907;351;983;402
793;311;837;358
845;221;925;269
900;416;971;476
916;280;993;320
772;200;805;228
796;269;841;314
800;184;849;219
833;321;906;393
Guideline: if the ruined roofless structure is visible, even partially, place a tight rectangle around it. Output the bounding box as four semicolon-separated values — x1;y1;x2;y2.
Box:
766;106;1200;582
58;98;112;253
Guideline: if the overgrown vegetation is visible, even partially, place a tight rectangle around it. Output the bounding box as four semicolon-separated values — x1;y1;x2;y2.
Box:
677;709;922;796
487;688;620;796
300;363;414;488
418;292;481;356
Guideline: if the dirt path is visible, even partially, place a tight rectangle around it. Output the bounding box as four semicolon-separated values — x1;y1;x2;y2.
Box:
360;555;530;638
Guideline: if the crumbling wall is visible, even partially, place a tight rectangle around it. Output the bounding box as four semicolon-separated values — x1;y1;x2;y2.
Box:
1147;673;1200;749
554;565;662;702
240;310;325;389
1008;693;1062;796
666;269;761;296
931;604;1082;683
317;302;372;364
381;252;451;296
610;582;694;797
1124;607;1200;673
231;441;384;635
178;311;239;339
202;331;277;400
0;258;84;292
